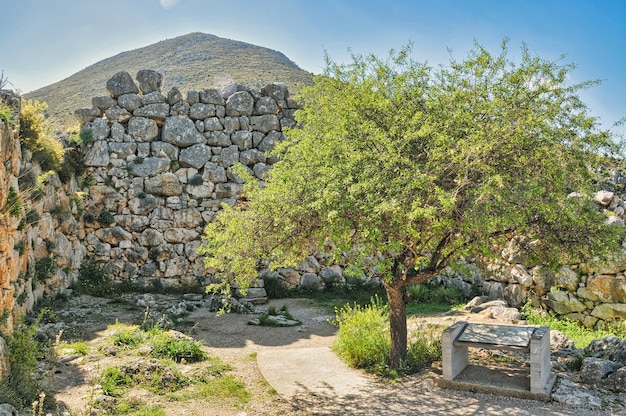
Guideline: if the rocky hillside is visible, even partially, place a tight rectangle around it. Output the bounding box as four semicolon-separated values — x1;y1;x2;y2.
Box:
24;32;314;128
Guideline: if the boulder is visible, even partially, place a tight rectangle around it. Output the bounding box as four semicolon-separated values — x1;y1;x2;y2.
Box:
145;173;183;196
162;116;206;147
261;82;289;106
579;357;619;385
253;96;279;115
590;303;626;321
151;141;179;160
543;290;586;315
128;117;159;142
128;157;170;177
136;69;163;94
200;88;225;105
225;91;254;116
0;403;18;416
95;227;133;246
189;103;215;120
106;71;139;97
134;103;170;121
74;107;101;124
84;140;110;167
118;93;142;112
92;95;117;110
578;275;626;303
250;114;280;133
594;190;615;206
179;144;212;169
163;228;199;243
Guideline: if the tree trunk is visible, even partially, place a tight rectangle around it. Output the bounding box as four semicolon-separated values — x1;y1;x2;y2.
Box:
385;283;407;369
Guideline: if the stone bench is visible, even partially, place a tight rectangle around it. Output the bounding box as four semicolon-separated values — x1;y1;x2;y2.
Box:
442;321;554;395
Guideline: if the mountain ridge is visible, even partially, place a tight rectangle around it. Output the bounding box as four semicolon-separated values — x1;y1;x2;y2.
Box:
25;32;314;128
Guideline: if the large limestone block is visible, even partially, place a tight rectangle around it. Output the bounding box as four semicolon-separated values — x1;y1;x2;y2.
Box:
128;157;170;177
591;303;626;320
106;71;139;97
220;145;240;167
133;103;170;121
128;117;159;142
138;229;165;247
179;144;212;169
145;172;183;196
151;141;179;160
240;149;266;166
162;116;206;147
136;69;163;94
225;91;254;116
200;88;225;105
253;96;278;115
164;228;199;243
555;266;579;291
95;227;133;245
92;95;117;110
250;114;280;133
578;275;626;303
231;130;253;150
203;162;227;183
109;142;137;159
261;83;290;107
189;103;215;120
118;93;142;112
543;290;586;315
84;140;110;167
186;183;214;198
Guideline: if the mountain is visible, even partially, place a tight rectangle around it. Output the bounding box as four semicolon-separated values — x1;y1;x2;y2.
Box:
24;32;314;128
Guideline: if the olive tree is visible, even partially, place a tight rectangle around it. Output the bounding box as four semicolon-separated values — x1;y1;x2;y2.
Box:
200;40;623;369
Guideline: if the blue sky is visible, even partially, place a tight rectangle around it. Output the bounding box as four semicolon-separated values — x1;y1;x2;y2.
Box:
1;0;624;136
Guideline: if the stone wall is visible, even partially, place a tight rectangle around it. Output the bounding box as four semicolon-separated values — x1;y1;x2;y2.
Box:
478;190;626;328
75;70;298;291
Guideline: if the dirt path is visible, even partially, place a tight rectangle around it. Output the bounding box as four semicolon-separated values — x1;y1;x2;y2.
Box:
47;295;623;415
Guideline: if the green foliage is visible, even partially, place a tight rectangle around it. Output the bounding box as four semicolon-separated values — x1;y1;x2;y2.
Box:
201;40;624;368
25;208;40;226
150;333;207;363
57;341;89;356
13;239;25;256
112;326;145;349
72;262;114;297
19;99;64;171
57;148;86;184
34;257;56;282
100;366;132;397
188;174;204;186
406;283;465;309
522;304;626;348
0;102;14;127
332;295;441;376
0;317;51;408
97;211;115;226
3;186;22;217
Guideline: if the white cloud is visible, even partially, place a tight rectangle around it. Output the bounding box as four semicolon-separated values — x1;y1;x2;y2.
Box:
159;0;180;10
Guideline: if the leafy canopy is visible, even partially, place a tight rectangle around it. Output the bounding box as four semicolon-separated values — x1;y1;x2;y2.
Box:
200;40;623;290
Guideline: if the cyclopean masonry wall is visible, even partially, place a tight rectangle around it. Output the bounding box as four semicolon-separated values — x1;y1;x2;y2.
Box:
75;70;299;295
476;190;626;329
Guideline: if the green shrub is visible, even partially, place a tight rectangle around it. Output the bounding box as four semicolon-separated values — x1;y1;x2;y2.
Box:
112;327;145;349
0;317;51;408
19;99;64;171
260;271;291;299
34;257;56;282
0;102;14;127
3;186;22;217
150;333;207;363
333;295;442;377
100;366;132;397
13;240;25;256
72;262;114;297
97;211;115;226
58;148;86;184
25;208;40;225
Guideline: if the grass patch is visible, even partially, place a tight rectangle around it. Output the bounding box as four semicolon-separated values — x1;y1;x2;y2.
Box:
57;341;89;356
150;332;207;363
522;304;626;348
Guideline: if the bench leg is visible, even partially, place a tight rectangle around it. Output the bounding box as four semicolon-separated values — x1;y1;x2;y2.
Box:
530;326;551;394
442;321;468;381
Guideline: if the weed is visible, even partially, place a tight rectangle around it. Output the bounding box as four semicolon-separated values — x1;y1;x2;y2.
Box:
57;341;89;356
72;262;114;297
25;208;40;226
100;366;132;397
34;258;56;282
522;303;626;348
97;211;115;226
0;102;14;127
4;186;22;217
111;326;145;349
150;332;207;363
14;240;26;256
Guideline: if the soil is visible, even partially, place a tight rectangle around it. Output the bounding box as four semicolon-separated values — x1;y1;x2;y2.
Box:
36;293;626;416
